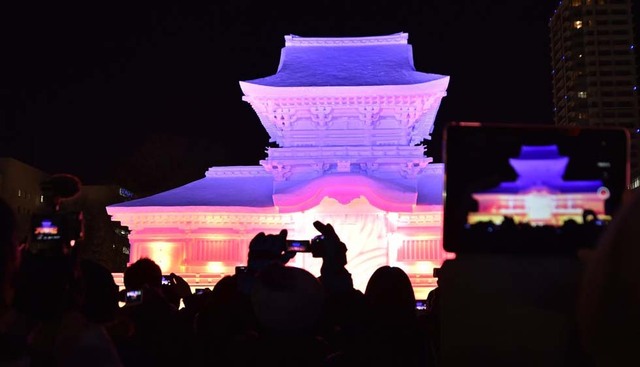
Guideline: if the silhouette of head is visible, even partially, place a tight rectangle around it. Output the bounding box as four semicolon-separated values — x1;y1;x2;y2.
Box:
364;265;417;328
79;259;119;323
123;257;162;290
251;263;325;335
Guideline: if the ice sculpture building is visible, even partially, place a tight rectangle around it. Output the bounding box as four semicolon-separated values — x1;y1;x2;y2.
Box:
107;33;451;297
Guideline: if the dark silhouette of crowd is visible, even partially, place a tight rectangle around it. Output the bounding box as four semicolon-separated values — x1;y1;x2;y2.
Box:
1;188;640;366
462;208;610;254
0;203;436;367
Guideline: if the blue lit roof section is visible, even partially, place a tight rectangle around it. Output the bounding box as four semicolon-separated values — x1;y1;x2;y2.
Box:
243;33;448;88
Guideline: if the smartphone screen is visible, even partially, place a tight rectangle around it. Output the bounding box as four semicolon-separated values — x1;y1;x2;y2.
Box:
286;240;311;252
125;289;143;305
161;275;171;286
442;122;629;254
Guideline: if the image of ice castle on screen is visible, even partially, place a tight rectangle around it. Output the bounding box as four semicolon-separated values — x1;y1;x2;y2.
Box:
467;145;610;227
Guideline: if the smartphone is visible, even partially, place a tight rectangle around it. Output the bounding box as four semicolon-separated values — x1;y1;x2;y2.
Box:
161;275;171;286
31;215;63;242
442;122;629;254
415;300;427;311
286;239;311;252
125;289;143;305
194;288;207;295
235;266;248;275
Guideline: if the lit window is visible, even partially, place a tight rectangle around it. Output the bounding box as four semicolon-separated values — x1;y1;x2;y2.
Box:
578;91;587;98
572;0;581;6
40;195;45;203
17;189;22;198
574;20;583;29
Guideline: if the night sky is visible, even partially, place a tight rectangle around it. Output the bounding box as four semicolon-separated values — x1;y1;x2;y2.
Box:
1;1;610;190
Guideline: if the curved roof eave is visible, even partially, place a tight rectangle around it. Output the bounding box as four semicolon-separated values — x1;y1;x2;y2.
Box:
106;174;276;209
240;76;450;99
273;173;418;213
107;205;278;215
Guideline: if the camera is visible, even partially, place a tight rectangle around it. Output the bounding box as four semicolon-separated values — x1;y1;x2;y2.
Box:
285;235;325;258
28;211;84;256
27;174;85;256
125;289;143;305
285;239;311;252
161;275;171;286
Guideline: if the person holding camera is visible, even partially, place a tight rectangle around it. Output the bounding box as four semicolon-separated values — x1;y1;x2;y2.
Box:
114;257;195;367
5;195;124;367
193;220;365;366
193;227;300;366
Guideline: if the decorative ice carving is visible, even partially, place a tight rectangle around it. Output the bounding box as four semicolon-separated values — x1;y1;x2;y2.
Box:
337;160;351;172
262;162;292;181
359;105;380;127
401;160;428;178
311;106;333;128
395;106;419;128
360;162;379;174
269;105;297;130
312;162;330;174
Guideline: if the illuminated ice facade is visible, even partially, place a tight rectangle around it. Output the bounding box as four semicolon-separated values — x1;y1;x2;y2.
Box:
106;33;451;297
468;145;609;226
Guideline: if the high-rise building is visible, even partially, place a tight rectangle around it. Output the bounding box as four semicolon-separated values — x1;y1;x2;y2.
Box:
549;0;640;187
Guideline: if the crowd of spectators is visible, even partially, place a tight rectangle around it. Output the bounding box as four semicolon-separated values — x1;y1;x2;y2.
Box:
1;188;640;366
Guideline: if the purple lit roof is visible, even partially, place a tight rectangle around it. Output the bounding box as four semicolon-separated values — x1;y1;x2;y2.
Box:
482;145;603;194
108;171;275;208
244;33;448;87
109;166;444;209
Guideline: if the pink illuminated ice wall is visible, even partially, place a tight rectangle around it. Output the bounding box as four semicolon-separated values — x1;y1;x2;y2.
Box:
107;33;451;299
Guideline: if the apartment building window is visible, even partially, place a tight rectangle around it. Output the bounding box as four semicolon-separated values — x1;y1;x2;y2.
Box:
572;0;581;6
578;91;588;98
17;189;22;198
574;20;583;29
